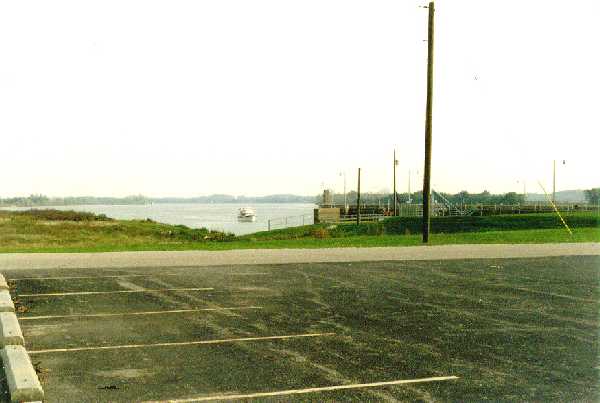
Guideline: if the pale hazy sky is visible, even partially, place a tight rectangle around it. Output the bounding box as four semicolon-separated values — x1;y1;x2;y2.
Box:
1;0;598;197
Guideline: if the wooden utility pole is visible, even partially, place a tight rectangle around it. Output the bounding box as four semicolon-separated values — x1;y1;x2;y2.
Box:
422;1;435;243
552;160;556;204
356;168;361;225
393;150;397;216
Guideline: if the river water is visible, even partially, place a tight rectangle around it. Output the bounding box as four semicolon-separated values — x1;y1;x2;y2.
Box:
2;203;317;235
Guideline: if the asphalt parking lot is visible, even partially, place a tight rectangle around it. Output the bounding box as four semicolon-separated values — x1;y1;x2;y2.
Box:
1;255;598;402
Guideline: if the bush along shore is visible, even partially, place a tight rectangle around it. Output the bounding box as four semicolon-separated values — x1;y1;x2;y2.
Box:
243;212;600;240
0;209;234;252
0;209;598;253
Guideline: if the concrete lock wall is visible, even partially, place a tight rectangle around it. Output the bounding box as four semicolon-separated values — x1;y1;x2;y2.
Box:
315;208;340;223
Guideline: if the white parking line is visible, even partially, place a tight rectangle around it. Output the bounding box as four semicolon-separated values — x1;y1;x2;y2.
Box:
28;332;335;354
143;376;460;402
19;306;263;320
10;273;269;281
10;274;180;281
19;288;214;297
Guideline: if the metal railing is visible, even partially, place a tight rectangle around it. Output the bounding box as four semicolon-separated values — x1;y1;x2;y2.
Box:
432;190;473;216
395;203;599;217
311;202;599;228
267;213;314;231
469;203;599;216
338;214;386;222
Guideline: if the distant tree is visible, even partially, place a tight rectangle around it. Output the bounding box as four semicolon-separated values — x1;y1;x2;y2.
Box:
456;190;469;205
28;194;49;204
584;188;600;204
478;190;492;204
412;191;423;203
396;192;410;203
501;192;525;205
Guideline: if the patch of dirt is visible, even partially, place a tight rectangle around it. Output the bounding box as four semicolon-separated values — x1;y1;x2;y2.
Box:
22;324;69;337
14;301;29;313
33;360;49;383
232;287;273;292
95;368;154;379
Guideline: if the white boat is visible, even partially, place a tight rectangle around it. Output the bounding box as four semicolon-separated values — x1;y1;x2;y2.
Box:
237;207;256;222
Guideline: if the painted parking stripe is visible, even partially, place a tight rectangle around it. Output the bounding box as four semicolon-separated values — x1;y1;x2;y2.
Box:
143;376;460;402
10;273;268;281
11;274;180;281
19;306;263;321
18;288;214;297
28;332;335;354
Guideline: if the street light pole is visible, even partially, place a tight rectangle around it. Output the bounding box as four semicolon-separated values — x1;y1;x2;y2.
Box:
344;173;347;211
408;170;412;203
552;160;556;204
393;150;397;216
340;172;347;211
356;168;361;225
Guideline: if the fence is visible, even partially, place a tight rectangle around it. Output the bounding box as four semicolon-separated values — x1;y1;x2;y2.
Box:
468;203;599;216
295;202;599;231
393;203;599;217
395;204;423;217
338;214;386;223
267;213;314;231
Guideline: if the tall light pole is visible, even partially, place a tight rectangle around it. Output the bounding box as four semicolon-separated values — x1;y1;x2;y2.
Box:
356;168;361;225
518;180;527;204
553;160;566;204
422;1;435;243
393;150;398;216
339;172;347;211
552;160;556;204
408;170;412;203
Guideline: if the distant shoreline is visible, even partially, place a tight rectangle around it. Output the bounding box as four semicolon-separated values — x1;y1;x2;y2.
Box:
1;188;596;208
0;201;318;209
0;196;318;208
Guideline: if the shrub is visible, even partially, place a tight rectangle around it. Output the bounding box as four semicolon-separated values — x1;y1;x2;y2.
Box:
366;223;384;235
383;212;599;235
203;231;236;242
15;209;113;221
329;222;384;237
312;228;330;239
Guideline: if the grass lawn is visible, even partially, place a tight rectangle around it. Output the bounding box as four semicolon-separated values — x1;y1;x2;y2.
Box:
0;210;598;253
1;228;598;253
4;256;599;401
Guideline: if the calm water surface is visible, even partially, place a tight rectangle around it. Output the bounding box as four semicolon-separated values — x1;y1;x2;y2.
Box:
3;203;316;235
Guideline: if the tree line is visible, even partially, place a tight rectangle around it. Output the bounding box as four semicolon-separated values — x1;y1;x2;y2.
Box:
584;188;600;204
318;188;600;206
0;194;315;206
1;188;597;207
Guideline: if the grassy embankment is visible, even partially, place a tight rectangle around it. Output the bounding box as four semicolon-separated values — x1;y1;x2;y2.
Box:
0;209;598;253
